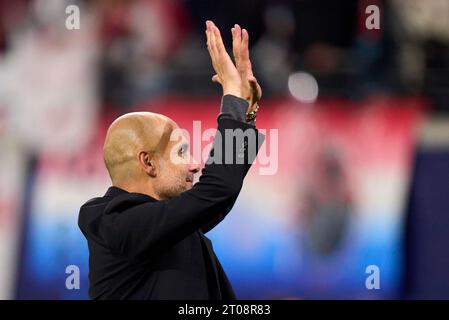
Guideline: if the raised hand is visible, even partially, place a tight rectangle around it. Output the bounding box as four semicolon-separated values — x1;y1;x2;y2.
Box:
231;24;262;114
205;20;242;99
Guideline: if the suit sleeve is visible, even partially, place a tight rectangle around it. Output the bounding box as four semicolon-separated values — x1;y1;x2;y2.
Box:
199;95;257;233
102;98;265;262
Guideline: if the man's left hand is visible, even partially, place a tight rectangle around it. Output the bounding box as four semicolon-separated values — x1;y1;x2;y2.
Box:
231;24;262;115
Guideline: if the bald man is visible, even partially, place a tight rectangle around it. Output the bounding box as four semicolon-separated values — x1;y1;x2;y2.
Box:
78;21;263;299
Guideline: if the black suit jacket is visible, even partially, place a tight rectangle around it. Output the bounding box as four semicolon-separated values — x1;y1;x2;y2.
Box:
78;109;264;300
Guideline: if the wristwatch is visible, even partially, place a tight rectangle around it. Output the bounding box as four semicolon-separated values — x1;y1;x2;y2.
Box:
246;104;259;122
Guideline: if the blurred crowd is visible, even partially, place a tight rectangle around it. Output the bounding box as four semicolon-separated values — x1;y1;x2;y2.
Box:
1;0;448;115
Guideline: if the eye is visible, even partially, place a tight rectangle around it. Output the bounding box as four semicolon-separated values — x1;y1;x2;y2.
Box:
178;144;188;157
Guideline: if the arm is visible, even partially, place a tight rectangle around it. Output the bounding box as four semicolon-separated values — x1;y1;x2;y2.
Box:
199;95;248;234
201;23;263;234
102;21;264;261
103;115;264;261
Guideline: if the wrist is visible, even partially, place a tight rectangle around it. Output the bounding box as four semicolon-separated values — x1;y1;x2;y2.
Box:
219;95;249;123
223;85;243;99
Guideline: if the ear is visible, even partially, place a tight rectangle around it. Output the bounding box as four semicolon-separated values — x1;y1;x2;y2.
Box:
138;151;157;177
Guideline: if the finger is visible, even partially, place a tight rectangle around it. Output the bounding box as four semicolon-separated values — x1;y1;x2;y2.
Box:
205;21;214;56
232;24;242;66
241;28;254;76
211;74;222;83
206;23;221;75
209;26;220;64
206;20;213;32
249;76;262;100
209;22;228;60
213;25;237;71
206;29;216;66
206;29;211;54
206;21;219;58
241;28;250;61
248;76;257;91
212;24;226;56
231;27;237;60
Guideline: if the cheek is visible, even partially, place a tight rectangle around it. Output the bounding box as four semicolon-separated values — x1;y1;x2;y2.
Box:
178;165;188;179
165;164;187;183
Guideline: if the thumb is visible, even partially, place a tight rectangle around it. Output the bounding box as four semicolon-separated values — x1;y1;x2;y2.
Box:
248;75;257;85
248;76;259;91
248;76;262;99
212;74;221;84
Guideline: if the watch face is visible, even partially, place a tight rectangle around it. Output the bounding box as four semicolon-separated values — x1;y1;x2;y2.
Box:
247;111;257;121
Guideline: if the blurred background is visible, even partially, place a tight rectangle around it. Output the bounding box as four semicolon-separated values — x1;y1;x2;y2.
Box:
0;0;449;299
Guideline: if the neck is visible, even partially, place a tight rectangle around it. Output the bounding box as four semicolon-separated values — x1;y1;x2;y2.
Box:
114;180;160;200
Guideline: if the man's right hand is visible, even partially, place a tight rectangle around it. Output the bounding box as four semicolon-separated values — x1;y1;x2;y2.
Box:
205;20;243;99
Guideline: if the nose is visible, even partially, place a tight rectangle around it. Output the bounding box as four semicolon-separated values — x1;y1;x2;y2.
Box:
189;156;201;174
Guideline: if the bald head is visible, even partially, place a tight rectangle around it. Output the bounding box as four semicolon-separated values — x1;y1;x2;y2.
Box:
103;112;178;185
